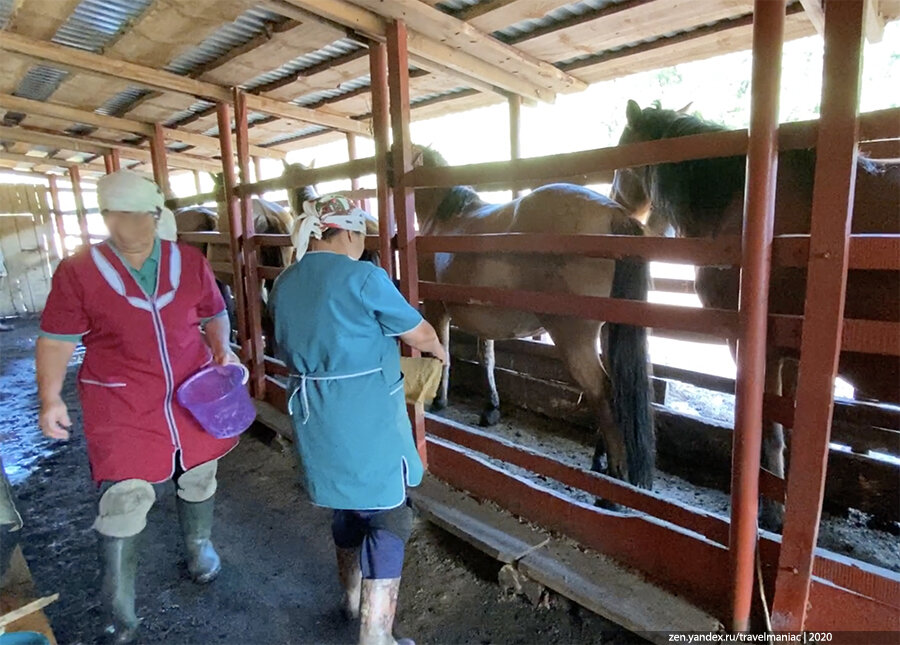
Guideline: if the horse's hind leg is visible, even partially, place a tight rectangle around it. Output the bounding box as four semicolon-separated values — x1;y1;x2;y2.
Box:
478;338;501;427
543;317;627;484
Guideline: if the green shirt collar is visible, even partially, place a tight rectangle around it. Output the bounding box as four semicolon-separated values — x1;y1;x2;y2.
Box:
107;237;161;296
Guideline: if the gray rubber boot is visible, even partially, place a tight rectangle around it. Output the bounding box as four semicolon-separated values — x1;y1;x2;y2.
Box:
359;578;415;645
336;547;362;620
99;534;141;644
176;496;221;583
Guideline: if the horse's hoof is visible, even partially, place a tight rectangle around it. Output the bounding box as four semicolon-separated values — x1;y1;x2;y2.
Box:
430;399;447;413
478;408;501;427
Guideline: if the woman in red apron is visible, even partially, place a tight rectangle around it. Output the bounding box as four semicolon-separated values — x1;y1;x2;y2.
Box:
36;170;239;643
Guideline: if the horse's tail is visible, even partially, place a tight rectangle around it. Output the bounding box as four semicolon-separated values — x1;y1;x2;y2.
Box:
608;216;655;489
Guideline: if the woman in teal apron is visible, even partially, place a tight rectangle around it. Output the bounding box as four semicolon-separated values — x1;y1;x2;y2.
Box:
270;195;446;645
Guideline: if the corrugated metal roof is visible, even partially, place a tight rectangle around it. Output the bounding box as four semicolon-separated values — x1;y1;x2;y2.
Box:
14;66;70;102
53;0;155;51
494;0;627;43
165;7;287;75
97;86;153;116
243;38;363;92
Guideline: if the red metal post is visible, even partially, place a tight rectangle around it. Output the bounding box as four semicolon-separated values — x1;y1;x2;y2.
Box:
234;88;266;398
47;174;67;257
509;95;522;199
387;20;426;466
149;123;171;197
370;40;394;278
729;0;785;632
68;165;90;248
109;148;120;172
103;153;115;175
216;102;251;358
771;0;866;630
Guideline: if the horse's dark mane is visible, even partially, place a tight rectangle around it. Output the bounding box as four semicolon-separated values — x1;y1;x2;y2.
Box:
630;104;879;236
418;146;484;220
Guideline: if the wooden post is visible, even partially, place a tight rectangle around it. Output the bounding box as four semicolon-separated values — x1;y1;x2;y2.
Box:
370;40;395;279
216;103;251;359
149;123;171;197
234;88;266;399
193;170;202;195
387;20;427;467
68;165;90;248
346;133;361;198
509;95;522;199
110;148;120;172
47;175;67;257
252;156;263;184
729;0;785;632
103;153;115;175
771;0;866;631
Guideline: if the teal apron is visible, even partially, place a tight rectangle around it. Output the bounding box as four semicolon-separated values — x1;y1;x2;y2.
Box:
271;252;425;511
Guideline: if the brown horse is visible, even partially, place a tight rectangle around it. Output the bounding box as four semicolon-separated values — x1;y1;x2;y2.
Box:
611;100;900;527
409;146;655;490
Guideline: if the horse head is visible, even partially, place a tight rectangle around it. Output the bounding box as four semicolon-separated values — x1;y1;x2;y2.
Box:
281;161;319;218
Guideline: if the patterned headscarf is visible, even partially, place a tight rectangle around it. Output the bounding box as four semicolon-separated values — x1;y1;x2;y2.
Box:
97;169;177;241
290;194;369;262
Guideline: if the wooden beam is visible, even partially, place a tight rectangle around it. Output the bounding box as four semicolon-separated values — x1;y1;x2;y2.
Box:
864;0;885;42
242;94;371;136
0;125;108;156
150;124;171;197
799;0;826;34
0;93;283;159
351;0;585;94
0;151;71;168
69;165;89;248
275;0;556;102
0;33;365;138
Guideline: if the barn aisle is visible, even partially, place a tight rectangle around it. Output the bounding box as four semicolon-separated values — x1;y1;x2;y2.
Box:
1;318;629;645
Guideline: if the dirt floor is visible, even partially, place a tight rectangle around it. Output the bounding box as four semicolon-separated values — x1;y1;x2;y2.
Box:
1;318;635;645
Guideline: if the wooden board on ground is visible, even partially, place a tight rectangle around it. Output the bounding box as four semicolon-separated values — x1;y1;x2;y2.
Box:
411;474;723;642
0;546;57;643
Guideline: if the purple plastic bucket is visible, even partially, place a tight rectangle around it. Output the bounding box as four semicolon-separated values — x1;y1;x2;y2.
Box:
177;364;255;439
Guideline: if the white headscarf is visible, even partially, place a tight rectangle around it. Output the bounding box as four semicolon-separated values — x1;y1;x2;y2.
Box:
97;170;177;242
290;194;369;262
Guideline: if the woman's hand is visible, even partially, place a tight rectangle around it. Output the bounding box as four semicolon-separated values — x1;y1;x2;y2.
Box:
214;348;242;367
39;396;72;440
400;320;448;365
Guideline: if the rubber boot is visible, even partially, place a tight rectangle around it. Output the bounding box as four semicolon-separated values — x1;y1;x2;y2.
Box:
99;534;141;644
359;578;415;645
336;547;362;620
176;496;221;583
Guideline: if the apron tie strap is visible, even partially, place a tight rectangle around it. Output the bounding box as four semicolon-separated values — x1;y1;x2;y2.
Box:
287;367;383;426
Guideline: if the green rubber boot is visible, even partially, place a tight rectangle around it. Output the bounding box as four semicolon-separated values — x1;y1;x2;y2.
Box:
176;495;221;583
99;534;141;644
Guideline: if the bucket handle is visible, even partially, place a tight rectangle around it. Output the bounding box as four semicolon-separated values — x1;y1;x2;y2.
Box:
237;364;250;386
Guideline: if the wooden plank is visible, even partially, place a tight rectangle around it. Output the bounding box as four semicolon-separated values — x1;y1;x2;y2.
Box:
419;281;740;337
273;0;556;102
410;475;545;563
237;157;377;196
253;400;292;441
416;233;741;266
0;126;108;156
352;0;586;93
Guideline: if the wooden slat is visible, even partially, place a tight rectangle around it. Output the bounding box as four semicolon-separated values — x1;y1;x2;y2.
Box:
237;157;377;196
416;233;742;266
420;281;739;336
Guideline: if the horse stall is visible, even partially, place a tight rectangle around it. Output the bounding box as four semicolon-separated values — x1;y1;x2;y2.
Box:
1;0;898;641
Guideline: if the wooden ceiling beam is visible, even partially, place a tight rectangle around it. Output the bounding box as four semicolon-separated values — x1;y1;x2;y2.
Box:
272;0;555;102
0;93;285;159
0;151;72;169
0;32;370;135
0;125;110;156
349;0;586;93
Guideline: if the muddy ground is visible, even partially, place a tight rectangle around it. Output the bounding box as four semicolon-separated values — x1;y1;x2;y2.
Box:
1;318;634;645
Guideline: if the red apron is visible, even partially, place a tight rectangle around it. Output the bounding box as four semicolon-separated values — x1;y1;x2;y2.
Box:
41;241;237;483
